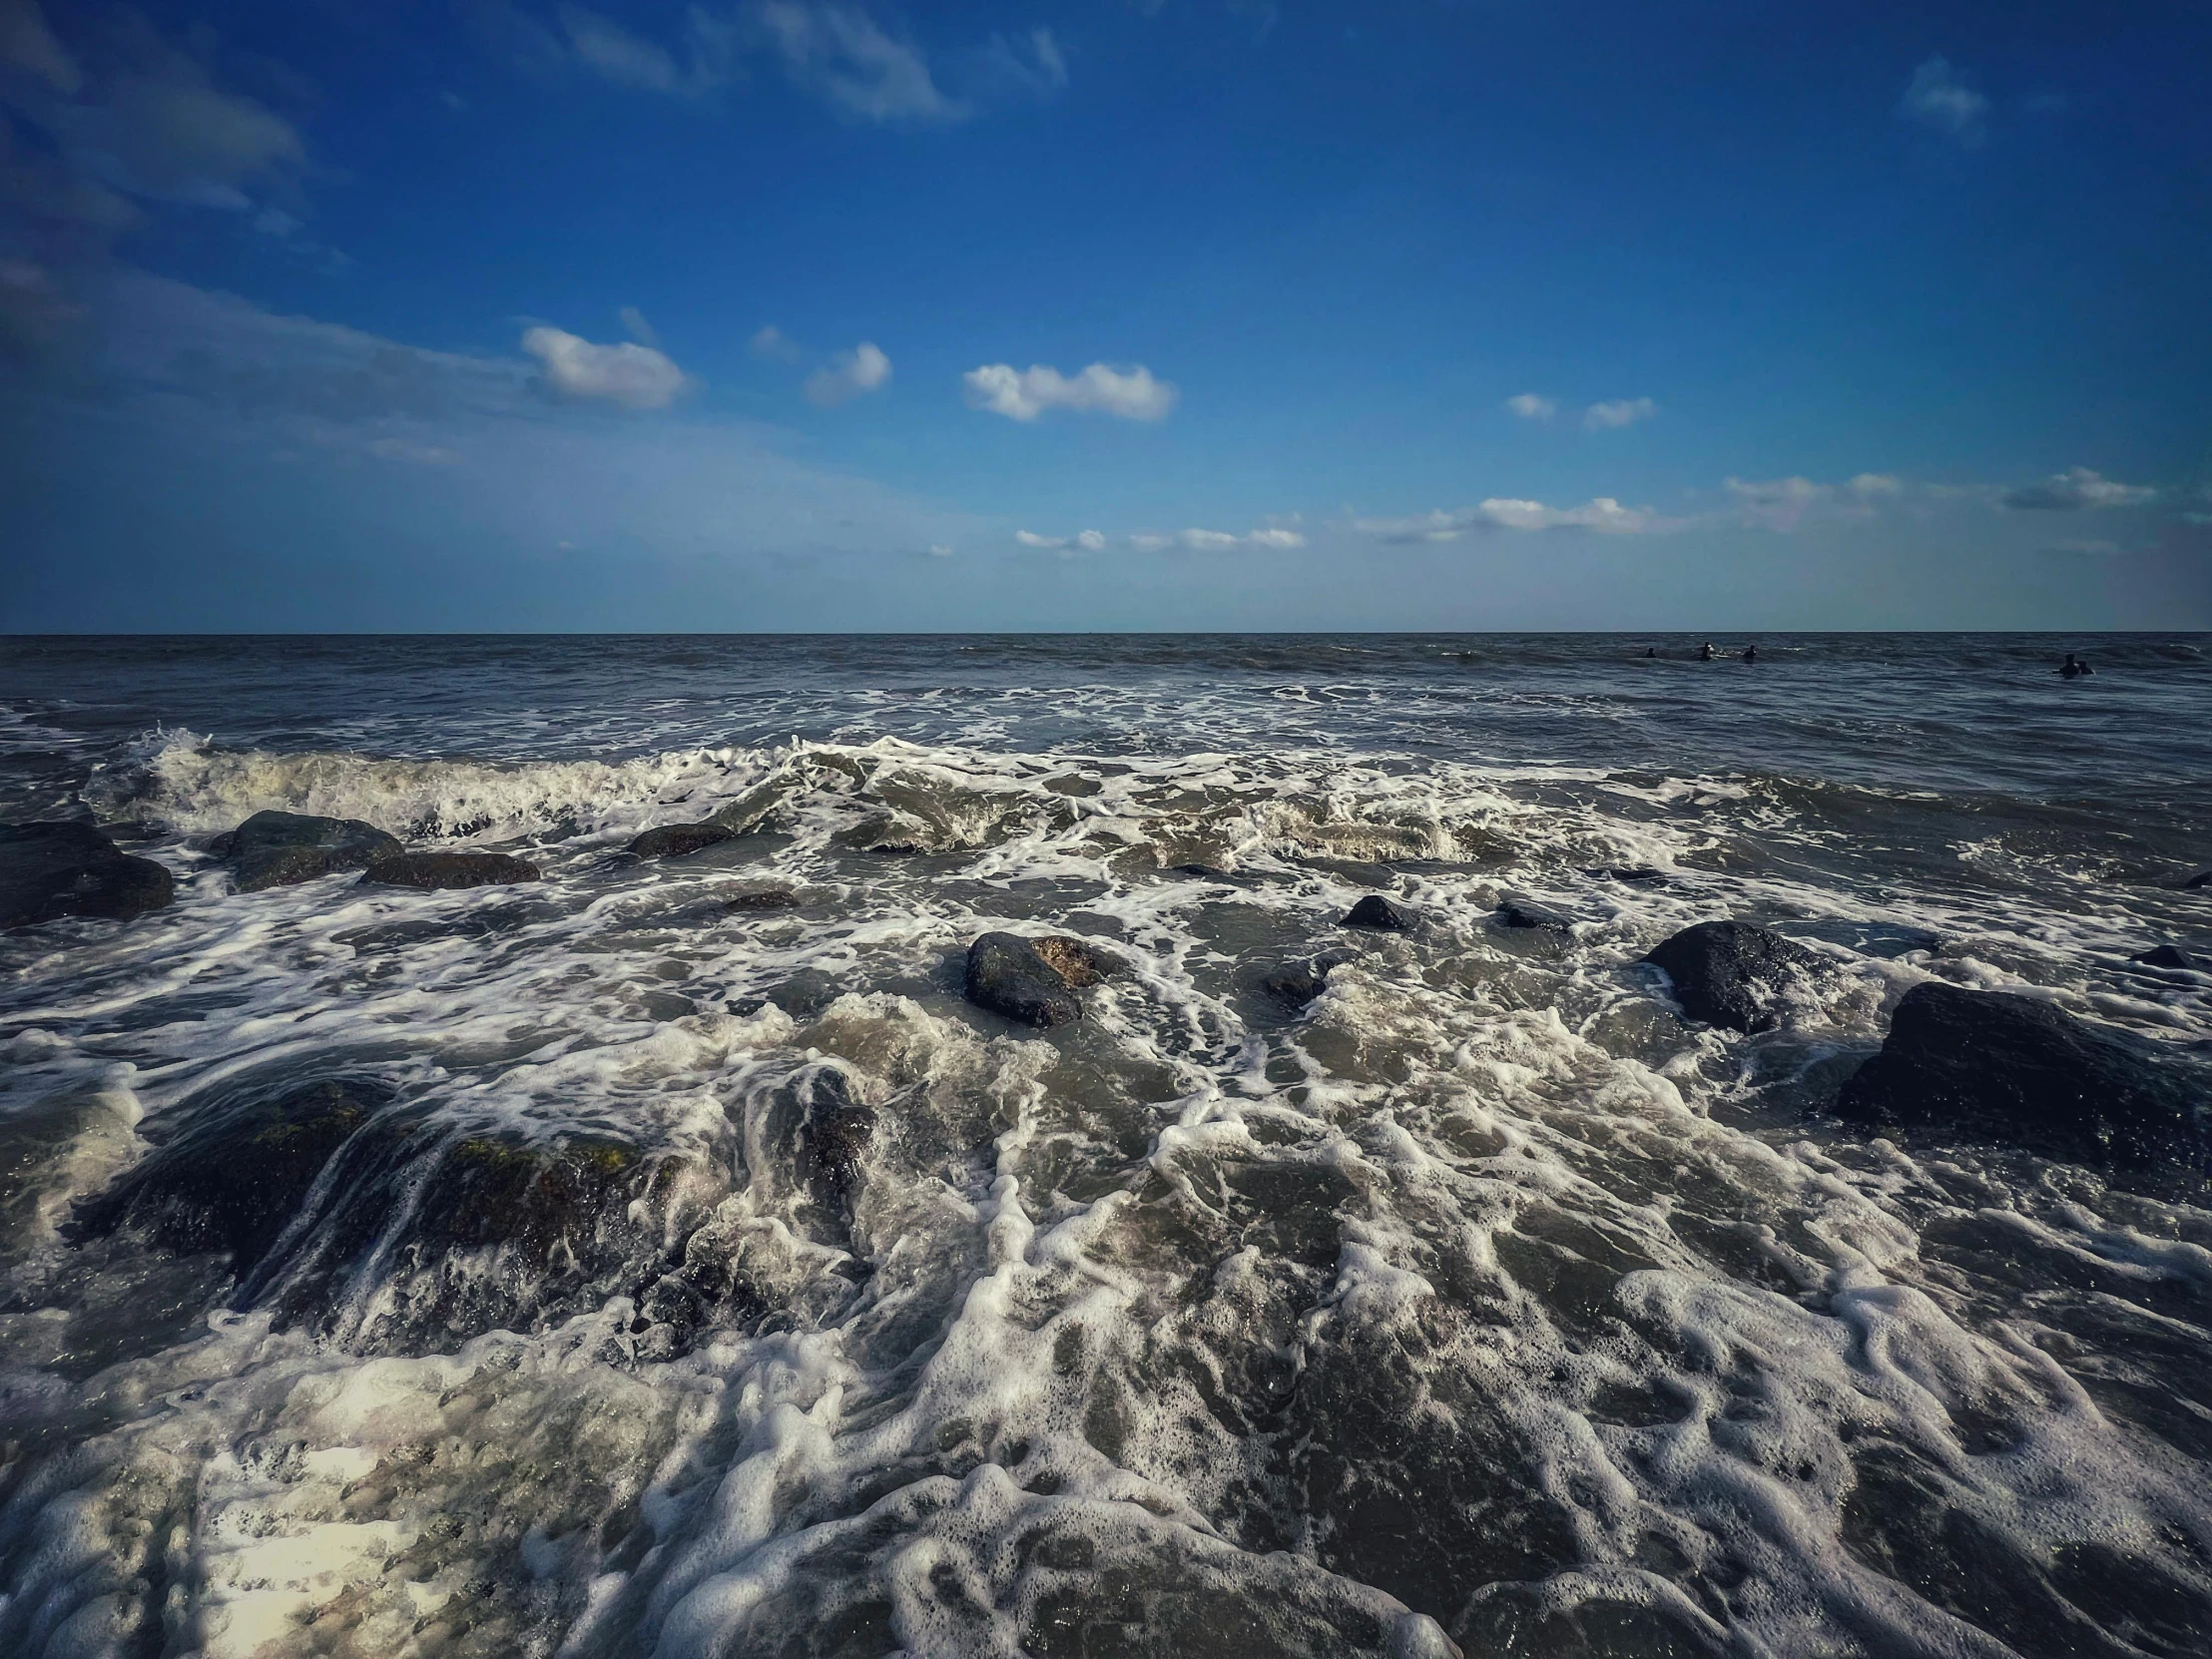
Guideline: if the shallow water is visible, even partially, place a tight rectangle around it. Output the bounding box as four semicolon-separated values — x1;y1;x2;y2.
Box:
2;633;2209;1659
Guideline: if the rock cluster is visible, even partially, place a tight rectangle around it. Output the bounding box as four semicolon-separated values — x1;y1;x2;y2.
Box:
0;821;174;927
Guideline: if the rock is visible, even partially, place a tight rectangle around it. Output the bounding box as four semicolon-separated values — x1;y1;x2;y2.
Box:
964;931;1082;1028
214;810;402;891
2185;869;2212;889
1496;897;1571;932
0;821;174;927
1345;894;1415;931
2132;944;2201;970
68;1076;390;1270
800;1069;876;1206
629;821;736;859
1030;934;1126;987
1640;919;1822;1033
1588;865;1667;885
360;849;540;889
1262;948;1361;1007
1836;981;2208;1170
724;888;801;910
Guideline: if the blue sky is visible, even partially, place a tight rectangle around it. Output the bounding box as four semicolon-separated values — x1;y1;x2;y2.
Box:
2;0;2207;630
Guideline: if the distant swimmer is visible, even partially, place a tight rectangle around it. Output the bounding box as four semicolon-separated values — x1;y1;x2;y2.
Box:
1742;644;1758;663
1699;642;1715;662
1645;647;1657;658
2060;652;2093;679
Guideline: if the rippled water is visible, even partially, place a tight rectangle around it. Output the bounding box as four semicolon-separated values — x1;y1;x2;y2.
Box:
2;633;2209;1659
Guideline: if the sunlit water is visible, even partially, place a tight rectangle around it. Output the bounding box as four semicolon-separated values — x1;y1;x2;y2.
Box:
2;633;2209;1659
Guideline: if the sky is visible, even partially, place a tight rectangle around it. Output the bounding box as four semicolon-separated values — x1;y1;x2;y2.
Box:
1;0;2208;632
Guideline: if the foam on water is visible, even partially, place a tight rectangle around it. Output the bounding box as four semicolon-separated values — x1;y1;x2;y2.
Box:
4;636;2211;1658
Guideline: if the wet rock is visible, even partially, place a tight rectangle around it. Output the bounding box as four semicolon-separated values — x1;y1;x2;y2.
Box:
1344;894;1414;931
1263;948;1361;1007
724;888;800;911
2184;869;2212;889
628;821;735;858
2134;944;2202;970
1495;896;1571;932
1030;933;1126;987
1588;865;1668;885
800;1069;876;1206
1640;919;1822;1033
213;810;401;891
1837;980;2208;1170
69;1076;391;1270
0;821;174;927
964;931;1082;1028
360;849;540;889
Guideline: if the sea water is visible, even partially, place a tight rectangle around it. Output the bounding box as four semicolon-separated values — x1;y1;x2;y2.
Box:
1;633;2208;1658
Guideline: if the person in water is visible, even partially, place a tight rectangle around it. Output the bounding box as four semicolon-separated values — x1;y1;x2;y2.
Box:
1699;642;1715;661
1645;647;1657;658
1742;644;1758;663
2060;652;2093;678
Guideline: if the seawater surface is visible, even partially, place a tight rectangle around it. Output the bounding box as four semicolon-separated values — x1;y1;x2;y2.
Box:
2;633;2210;1659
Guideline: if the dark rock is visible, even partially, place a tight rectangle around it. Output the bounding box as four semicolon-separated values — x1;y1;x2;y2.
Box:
964;931;1082;1028
1263;948;1361;1007
1030;934;1126;987
69;1075;391;1269
360;849;540;889
629;821;736;859
0;821;174;927
724;888;800;911
1837;981;2208;1170
2185;869;2212;889
1344;894;1414;931
2133;944;2202;971
1172;862;1228;878
1640;919;1822;1033
215;810;401;891
1588;865;1668;885
1496;897;1572;932
799;1069;876;1206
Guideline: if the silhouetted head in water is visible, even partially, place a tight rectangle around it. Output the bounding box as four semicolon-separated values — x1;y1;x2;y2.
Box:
1645;647;1657;658
1742;644;1758;663
2060;652;2089;678
1699;642;1715;661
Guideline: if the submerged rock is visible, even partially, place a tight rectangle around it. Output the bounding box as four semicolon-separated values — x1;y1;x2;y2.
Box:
1837;980;2208;1170
724;888;801;911
1495;896;1571;932
964;931;1083;1028
1344;894;1415;931
1263;948;1361;1007
0;821;174;927
2184;869;2212;889
2133;943;2202;971
214;810;401;891
800;1069;876;1207
1640;919;1822;1033
1588;865;1667;885
629;821;736;858
69;1076;391;1269
360;849;540;889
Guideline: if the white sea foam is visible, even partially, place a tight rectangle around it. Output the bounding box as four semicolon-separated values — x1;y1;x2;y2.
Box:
4;722;2210;1658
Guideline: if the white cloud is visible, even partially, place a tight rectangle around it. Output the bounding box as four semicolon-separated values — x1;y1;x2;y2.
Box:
1505;393;1556;422
1014;528;1105;552
1849;472;1904;496
926;543;953;556
521;325;687;409
969;26;1067;97
1154;526;1307;550
963;361;1178;422
749;323;801;360
1583;397;1657;431
2001;467;2157;511
1726;474;1830;531
560;5;684;92
1358;497;1676;541
1903;55;1988;145
804;340;891;406
755;1;964;122
618;305;660;347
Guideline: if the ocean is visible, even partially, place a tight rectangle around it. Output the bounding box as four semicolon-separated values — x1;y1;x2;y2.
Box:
2;632;2209;1659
